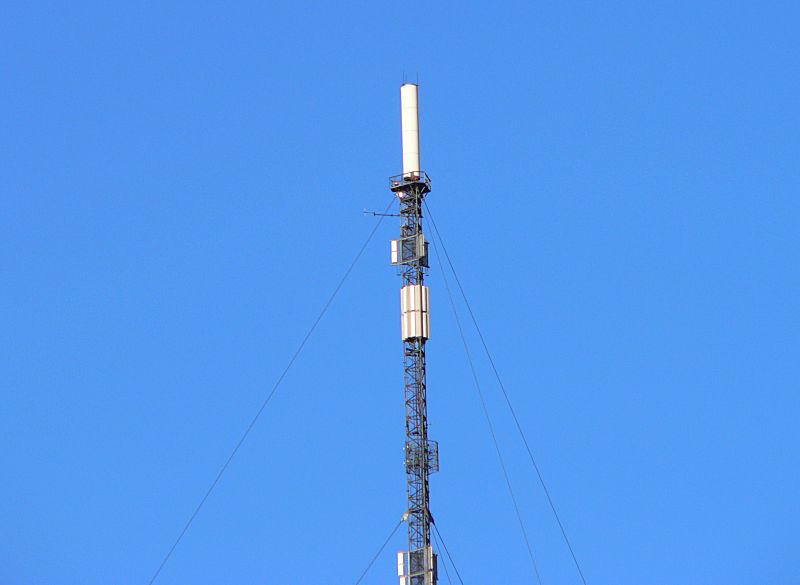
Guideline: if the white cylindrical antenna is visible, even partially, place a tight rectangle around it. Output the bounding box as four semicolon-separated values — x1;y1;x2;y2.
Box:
400;83;420;179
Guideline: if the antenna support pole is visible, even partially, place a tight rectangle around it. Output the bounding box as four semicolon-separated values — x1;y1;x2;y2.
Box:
390;82;437;585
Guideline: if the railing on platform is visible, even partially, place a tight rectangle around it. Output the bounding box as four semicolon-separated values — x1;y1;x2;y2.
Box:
389;171;432;193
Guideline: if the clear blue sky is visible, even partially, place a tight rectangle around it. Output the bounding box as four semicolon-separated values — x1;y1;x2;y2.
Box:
2;1;798;583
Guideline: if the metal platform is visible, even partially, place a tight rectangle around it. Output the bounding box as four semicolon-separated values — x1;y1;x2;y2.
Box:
390;171;432;194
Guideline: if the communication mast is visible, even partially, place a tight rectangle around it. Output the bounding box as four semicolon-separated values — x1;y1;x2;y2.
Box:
390;83;438;585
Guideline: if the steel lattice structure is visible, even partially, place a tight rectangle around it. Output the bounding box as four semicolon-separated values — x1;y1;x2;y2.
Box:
390;169;437;585
391;82;437;585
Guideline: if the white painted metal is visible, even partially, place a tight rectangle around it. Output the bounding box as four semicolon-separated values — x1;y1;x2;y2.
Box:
415;233;426;263
397;552;406;576
400;83;420;178
391;239;399;264
400;284;430;340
